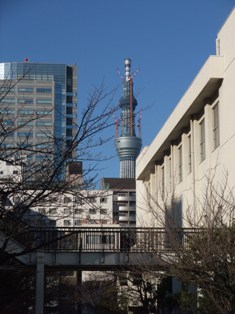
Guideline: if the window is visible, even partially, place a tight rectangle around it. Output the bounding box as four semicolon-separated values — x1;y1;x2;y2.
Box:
66;129;73;137
2;98;15;103
118;202;126;207
18;99;33;104
0;109;15;114
49;208;57;215
66;107;73;114
88;197;96;203
75;208;83;215
17;131;33;137
36;133;50;138
36;121;52;126
18;121;33;126
5;133;14;138
165;198;183;246
118;192;127;197
165;198;183;230
18;87;33;93
187;135;192;174
4;120;14;126
36;99;52;104
74;219;81;226
161;165;165;198
36;110;51;115
36;155;46;160
13;196;20;204
101;197;107;203
89;208;96;214
200;119;206;162
64;208;71;215
64;196;72;203
66;117;73;125
36;88;52;93
178;145;183;183
168;157;172;189
64;220;71;226
213;103;220;149
18;109;34;115
39;208;46;215
100;208;108;215
172;199;183;228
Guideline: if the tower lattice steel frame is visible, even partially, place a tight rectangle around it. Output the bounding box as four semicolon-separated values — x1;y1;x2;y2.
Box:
115;59;142;178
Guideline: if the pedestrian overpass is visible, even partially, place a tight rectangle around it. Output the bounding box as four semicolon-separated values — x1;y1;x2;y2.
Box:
0;226;195;266
0;226;196;313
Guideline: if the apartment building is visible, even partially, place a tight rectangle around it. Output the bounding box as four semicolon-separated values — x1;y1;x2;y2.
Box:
0;159;112;227
20;190;113;228
0;160;22;183
101;178;137;226
136;8;235;228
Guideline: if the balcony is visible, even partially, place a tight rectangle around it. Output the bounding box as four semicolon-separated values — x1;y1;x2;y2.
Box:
116;196;129;202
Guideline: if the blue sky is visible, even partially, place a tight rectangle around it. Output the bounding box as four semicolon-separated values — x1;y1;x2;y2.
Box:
0;0;234;181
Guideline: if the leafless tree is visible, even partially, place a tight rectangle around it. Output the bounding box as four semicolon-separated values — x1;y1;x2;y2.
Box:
0;70;121;312
0;73;118;257
75;271;127;314
136;169;235;314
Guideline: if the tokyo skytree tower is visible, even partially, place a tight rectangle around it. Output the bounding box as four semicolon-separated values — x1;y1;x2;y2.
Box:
115;59;142;178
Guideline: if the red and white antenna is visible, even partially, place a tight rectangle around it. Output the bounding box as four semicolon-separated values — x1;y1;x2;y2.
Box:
117;59;140;136
137;108;143;138
124;59;137;136
117;60;139;82
116;67;125;81
124;58;139;81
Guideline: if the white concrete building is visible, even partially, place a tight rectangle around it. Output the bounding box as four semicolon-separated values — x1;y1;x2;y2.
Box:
0;161;113;227
136;8;235;228
23;190;114;227
101;178;137;226
0;160;23;183
0;160;113;227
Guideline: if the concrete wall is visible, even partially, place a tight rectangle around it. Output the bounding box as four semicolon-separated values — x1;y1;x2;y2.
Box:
136;8;235;227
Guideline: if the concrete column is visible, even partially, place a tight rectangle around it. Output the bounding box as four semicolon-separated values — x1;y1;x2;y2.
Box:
76;270;82;314
35;252;45;314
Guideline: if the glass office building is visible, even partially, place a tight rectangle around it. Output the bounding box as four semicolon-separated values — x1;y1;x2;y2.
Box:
0;62;78;176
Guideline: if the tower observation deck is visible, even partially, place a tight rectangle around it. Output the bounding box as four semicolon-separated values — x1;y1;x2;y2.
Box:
115;59;142;178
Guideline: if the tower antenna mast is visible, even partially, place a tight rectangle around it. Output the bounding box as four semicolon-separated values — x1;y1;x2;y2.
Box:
124;59;139;136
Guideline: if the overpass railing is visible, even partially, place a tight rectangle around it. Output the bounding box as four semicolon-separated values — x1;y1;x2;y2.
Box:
13;227;199;253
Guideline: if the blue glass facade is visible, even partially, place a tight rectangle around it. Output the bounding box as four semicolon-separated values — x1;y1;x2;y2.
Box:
0;62;77;159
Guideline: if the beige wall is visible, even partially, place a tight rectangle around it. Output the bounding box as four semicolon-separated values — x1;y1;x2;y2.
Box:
136;8;235;227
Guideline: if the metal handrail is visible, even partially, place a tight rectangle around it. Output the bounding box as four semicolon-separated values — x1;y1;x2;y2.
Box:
12;227;200;253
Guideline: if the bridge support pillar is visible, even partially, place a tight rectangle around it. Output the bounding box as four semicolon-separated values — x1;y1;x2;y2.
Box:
35;252;45;314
